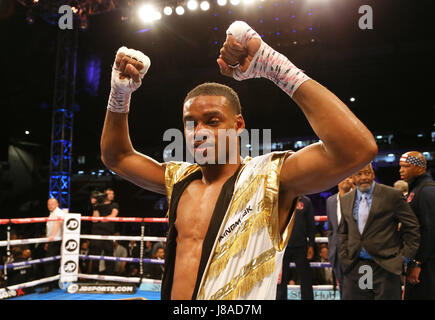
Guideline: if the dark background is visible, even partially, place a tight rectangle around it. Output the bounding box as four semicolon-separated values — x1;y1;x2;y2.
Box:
0;0;434;237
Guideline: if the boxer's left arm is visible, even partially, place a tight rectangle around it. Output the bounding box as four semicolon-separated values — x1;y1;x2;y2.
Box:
218;22;377;199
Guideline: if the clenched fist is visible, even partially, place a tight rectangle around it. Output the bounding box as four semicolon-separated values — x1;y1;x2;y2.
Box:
217;21;261;78
107;47;151;113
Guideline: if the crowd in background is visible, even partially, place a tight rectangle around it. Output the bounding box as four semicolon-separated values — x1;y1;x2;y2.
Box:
1;151;434;301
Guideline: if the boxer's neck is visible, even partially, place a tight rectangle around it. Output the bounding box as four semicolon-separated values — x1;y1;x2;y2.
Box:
199;161;242;185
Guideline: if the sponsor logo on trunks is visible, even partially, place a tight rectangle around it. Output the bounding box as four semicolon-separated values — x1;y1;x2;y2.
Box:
67;283;136;294
218;205;252;242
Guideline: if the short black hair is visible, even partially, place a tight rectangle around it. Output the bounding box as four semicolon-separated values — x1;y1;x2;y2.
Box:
184;82;242;115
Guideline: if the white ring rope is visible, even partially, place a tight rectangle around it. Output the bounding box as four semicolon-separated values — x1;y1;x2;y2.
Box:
79;234;167;242
1;235;326;247
0;236;62;247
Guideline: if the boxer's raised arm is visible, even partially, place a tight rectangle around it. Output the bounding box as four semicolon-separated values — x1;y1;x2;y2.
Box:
101;47;166;195
279;79;377;196
218;21;377;196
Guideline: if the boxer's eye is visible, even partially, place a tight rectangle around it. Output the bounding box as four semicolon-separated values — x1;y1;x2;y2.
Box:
207;118;220;126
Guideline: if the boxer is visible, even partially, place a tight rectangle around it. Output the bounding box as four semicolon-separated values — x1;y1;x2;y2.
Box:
100;21;377;300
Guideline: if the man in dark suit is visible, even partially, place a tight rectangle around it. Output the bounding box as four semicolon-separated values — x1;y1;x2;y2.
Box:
400;151;435;299
277;195;315;300
326;176;354;297
338;163;420;299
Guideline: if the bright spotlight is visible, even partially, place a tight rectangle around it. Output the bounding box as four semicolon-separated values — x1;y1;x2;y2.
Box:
350;97;356;102
217;0;227;5
163;6;173;15
187;0;199;10
200;1;210;10
138;4;160;22
243;0;254;5
230;0;240;5
175;5;185;15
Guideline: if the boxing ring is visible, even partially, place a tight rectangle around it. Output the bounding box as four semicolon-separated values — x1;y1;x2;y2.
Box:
0;215;337;300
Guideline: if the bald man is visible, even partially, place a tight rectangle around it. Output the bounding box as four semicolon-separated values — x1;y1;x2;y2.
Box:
40;198;65;293
400;151;435;300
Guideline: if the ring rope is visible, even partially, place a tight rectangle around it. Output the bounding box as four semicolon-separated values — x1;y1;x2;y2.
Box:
0;275;60;293
0;235;328;247
0;215;328;225
79;234;167;242
0;255;61;271
0;236;62;247
79;254;165;264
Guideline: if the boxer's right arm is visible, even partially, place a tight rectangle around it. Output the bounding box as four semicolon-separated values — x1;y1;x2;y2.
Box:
101;48;166;195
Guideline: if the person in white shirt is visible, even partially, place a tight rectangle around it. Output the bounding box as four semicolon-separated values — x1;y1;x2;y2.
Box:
40;198;65;293
326;177;354;298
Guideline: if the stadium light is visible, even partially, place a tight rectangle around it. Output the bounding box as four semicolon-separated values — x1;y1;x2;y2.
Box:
217;0;227;5
175;5;185;15
138;4;160;22
200;1;210;11
163;6;173;15
187;0;199;10
230;0;240;5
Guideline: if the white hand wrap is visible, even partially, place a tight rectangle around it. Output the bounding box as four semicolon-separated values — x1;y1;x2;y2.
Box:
107;46;151;113
227;21;310;98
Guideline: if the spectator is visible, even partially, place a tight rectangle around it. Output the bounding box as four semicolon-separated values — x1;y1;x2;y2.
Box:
393;180;409;197
148;247;165;280
7;246;33;289
143;240;153;258
81;191;100;235
88;190;119;275
127;240;140;276
78;240;90;277
338;163;420;300
40;198;65;293
113;232;128;276
400;151;435;300
312;245;334;285
277;196;315;300
326;176;354;297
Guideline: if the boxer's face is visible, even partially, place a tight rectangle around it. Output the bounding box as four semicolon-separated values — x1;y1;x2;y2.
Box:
183;95;244;165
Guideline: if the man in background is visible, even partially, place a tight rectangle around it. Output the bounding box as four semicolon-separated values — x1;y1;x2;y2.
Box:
339;164;419;299
393;180;409;198
40;198;65;293
277;196;315;300
326;176;354;297
88;190;119;274
400;151;435;299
